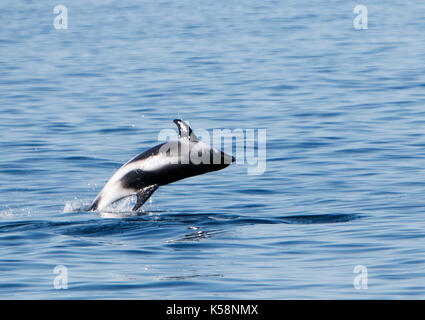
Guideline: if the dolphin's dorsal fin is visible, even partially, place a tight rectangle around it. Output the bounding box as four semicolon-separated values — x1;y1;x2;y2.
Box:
173;119;198;142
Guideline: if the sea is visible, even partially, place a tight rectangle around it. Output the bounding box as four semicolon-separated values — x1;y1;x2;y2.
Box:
1;0;425;299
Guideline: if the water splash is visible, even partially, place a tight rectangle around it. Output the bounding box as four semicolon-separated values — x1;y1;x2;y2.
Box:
63;199;90;213
0;205;33;219
63;195;162;218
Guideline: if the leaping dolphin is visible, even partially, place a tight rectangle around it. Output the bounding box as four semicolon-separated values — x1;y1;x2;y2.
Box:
89;119;235;212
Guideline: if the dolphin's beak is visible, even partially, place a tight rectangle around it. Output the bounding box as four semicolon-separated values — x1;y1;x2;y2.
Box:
219;151;235;165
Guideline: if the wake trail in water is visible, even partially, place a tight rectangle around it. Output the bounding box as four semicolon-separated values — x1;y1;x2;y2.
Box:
63;196;362;225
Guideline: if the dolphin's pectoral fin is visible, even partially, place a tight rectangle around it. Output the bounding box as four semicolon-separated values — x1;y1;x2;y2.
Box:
132;184;159;211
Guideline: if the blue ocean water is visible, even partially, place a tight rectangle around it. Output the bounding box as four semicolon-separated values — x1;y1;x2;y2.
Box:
1;0;425;299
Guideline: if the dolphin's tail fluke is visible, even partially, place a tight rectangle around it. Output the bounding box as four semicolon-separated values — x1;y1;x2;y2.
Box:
88;197;100;211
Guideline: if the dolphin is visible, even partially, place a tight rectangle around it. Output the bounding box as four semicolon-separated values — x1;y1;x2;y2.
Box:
89;119;235;212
